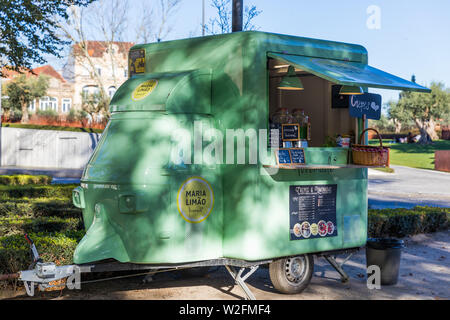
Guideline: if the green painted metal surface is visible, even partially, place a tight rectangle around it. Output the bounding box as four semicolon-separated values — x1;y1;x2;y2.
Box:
110;69;212;113
73;31;425;264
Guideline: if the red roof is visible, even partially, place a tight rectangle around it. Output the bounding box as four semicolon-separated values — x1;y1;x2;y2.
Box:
73;41;135;58
32;65;66;83
1;65;66;83
1;67;30;80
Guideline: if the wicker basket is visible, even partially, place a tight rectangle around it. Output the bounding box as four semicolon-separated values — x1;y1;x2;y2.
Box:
352;128;390;167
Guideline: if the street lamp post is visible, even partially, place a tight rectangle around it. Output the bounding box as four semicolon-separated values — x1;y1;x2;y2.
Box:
202;0;205;36
232;0;243;32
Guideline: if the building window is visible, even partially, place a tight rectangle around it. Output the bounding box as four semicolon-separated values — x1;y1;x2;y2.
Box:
108;86;117;98
62;98;72;113
40;97;48;111
95;65;102;76
28;99;36;112
39;97;57;111
82;85;100;99
50;97;58;111
39;97;58;111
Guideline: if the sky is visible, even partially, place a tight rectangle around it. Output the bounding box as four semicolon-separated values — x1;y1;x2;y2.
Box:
157;0;450;105
50;0;450;106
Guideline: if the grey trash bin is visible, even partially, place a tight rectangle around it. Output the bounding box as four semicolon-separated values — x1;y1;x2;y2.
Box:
366;238;404;285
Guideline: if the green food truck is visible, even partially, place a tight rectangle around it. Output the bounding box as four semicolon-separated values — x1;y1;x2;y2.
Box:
18;31;429;299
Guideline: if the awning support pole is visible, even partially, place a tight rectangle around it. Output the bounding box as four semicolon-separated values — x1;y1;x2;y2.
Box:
225;265;258;300
323;254;353;283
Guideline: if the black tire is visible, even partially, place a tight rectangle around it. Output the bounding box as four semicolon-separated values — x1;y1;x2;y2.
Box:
269;254;314;294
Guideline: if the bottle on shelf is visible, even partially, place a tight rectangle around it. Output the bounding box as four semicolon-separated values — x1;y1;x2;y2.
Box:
292;108;309;147
270;108;294;148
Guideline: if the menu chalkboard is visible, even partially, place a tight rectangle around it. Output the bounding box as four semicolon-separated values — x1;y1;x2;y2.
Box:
276;149;292;164
289;185;337;241
282;124;300;141
290;148;306;165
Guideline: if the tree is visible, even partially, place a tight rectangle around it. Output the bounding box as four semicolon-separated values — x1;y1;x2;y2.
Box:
4;74;49;123
0;0;94;77
80;91;108;124
205;0;262;35
389;82;450;144
388;100;408;133
59;2;127;118
59;0;182;119
370;114;395;133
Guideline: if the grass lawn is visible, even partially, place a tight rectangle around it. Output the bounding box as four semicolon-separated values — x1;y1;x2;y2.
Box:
373;167;395;173
369;139;450;170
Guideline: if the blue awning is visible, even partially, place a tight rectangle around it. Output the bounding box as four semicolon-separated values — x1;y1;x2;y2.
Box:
268;52;430;93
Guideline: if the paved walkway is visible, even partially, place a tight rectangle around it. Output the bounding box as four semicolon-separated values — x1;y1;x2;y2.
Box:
368;165;450;209
3;230;449;300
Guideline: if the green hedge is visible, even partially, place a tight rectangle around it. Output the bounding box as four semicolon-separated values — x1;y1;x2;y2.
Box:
0;216;83;237
368;206;449;238
0;231;85;274
0;199;80;218
0;175;53;186
0;182;85;278
0;200;450;274
0;185;76;200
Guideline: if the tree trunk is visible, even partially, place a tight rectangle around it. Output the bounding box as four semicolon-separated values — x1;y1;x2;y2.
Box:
20;100;29;123
415;118;438;144
394;119;402;134
418;127;431;144
3;109;11;121
424;118;439;140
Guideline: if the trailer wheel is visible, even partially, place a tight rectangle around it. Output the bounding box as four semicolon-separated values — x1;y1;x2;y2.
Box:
269;254;314;294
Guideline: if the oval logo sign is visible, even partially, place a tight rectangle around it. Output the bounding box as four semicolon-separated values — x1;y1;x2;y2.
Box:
177;177;214;223
131;79;158;101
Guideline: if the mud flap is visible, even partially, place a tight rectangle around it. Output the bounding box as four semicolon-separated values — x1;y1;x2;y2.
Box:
74;203;130;264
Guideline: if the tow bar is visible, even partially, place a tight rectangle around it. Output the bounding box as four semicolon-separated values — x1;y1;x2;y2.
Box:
18;234;87;296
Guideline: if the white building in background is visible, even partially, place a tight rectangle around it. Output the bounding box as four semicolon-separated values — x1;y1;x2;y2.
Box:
3;40;135;116
32;65;74;114
2;65;74;114
63;41;134;111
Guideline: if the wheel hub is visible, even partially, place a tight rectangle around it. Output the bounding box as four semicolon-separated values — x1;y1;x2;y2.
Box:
285;256;306;283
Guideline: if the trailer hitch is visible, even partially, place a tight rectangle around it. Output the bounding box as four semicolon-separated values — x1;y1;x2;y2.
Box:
24;233;43;268
20;264;84;296
19;234;88;296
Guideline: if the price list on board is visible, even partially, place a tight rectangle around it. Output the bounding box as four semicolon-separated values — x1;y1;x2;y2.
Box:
289;185;338;240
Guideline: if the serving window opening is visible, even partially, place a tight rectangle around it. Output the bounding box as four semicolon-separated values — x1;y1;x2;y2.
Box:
268;57;358;149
